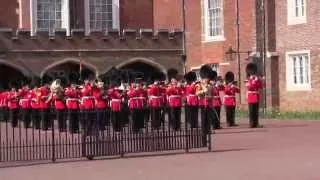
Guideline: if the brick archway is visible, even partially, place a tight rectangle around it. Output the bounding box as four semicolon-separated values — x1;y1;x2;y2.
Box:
0;59;30;77
115;57;167;75
40;58;100;78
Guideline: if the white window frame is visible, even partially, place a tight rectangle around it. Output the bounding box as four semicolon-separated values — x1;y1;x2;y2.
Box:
84;0;120;35
287;0;307;25
30;0;70;36
203;0;225;42
286;50;311;91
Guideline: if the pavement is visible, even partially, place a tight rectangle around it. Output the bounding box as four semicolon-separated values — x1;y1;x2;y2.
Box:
1;119;320;180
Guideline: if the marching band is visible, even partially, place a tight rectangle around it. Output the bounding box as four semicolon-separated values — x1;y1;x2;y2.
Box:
0;63;264;134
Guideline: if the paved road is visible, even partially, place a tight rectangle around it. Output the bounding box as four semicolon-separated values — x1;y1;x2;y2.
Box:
1;120;320;180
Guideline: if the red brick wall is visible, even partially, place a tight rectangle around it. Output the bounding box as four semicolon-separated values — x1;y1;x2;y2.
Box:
0;0;19;28
120;0;154;29
276;0;320;111
153;0;183;30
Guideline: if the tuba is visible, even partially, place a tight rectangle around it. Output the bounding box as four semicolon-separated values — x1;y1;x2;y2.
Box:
50;79;64;100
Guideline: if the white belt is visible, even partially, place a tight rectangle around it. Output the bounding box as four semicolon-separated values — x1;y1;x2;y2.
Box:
67;98;79;103
224;95;235;98
82;96;94;99
169;95;181;98
111;99;121;102
213;96;220;98
187;94;197;97
149;96;162;99
19;99;29;102
247;91;258;93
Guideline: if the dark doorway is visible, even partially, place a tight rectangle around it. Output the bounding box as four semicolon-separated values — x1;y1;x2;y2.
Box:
42;62;95;84
0;64;26;90
119;62;165;83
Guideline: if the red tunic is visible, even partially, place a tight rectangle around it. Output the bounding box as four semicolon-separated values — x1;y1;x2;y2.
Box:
65;87;79;110
30;89;40;109
39;86;50;109
108;88;122;112
223;84;240;106
166;85;183;108
80;84;94;110
92;87;107;109
7;90;19;109
53;93;66;110
19;87;31;109
147;84;163;108
212;83;224;107
245;76;264;104
184;83;198;106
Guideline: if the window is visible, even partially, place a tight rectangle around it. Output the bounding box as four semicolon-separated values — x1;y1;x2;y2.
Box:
287;0;307;25
37;0;62;31
286;50;311;91
204;0;224;41
84;0;119;34
30;0;70;35
89;0;113;31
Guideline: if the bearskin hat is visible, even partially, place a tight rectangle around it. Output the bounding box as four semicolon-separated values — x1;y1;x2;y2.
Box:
246;62;258;77
167;68;178;81
224;71;235;83
184;71;197;84
209;70;218;81
200;64;212;79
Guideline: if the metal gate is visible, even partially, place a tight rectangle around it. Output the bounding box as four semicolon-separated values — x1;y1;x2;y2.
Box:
0;108;212;164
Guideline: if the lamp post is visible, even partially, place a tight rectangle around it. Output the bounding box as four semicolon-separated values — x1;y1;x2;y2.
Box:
182;0;187;75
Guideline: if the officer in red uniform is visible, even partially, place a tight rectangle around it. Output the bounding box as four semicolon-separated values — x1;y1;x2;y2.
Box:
196;65;214;146
108;81;123;132
210;71;224;129
184;72;199;128
19;84;32;128
245;63;264;128
166;78;183;131
93;81;108;132
7;83;19;128
39;84;51;130
80;79;95;135
31;87;41;129
147;77;163;129
223;72;240;127
65;83;80;133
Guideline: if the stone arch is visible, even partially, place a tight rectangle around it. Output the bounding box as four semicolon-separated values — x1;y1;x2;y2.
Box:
115;57;167;75
40;58;99;78
0;59;30;77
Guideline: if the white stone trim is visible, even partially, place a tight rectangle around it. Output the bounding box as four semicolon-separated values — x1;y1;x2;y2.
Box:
112;0;120;29
84;0;90;35
287;0;307;25
285;50;311;91
62;0;70;36
18;0;23;28
203;0;224;42
30;0;37;36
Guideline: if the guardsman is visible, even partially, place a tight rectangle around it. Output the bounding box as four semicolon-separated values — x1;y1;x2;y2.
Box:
148;78;163;129
136;78;147;130
80;79;95;135
196;65;214;146
166;77;183;131
0;91;4;122
223;72;240;127
48;79;66;132
184;71;199;128
19;84;32;128
93;80;108;132
245;63;264;128
108;81;123;132
210;71;224;129
31;87;41;129
7;83;19;128
39;84;51;130
127;81;141;132
65;83;80;133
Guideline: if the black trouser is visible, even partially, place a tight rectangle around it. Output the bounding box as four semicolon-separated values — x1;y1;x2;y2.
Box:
81;109;95;135
122;102;130;125
185;105;198;128
212;107;221;129
168;107;181;130
151;107;161;129
160;106;167;124
144;108;150;122
225;105;236;126
32;109;41;129
1;107;9;122
131;109;145;132
200;106;213;146
249;103;259;128
56;109;66;132
9;108;19;128
96;109;106;131
111;111;122;132
41;108;51;130
21;108;31;128
68;109;79;133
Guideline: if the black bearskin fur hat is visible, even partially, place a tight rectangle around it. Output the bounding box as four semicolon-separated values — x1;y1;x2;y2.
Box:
184;71;197;84
209;70;218;81
200;64;212;79
167;68;178;81
246;62;258;77
224;71;235;83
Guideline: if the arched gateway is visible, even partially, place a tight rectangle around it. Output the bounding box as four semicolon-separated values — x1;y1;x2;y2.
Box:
0;59;29;89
